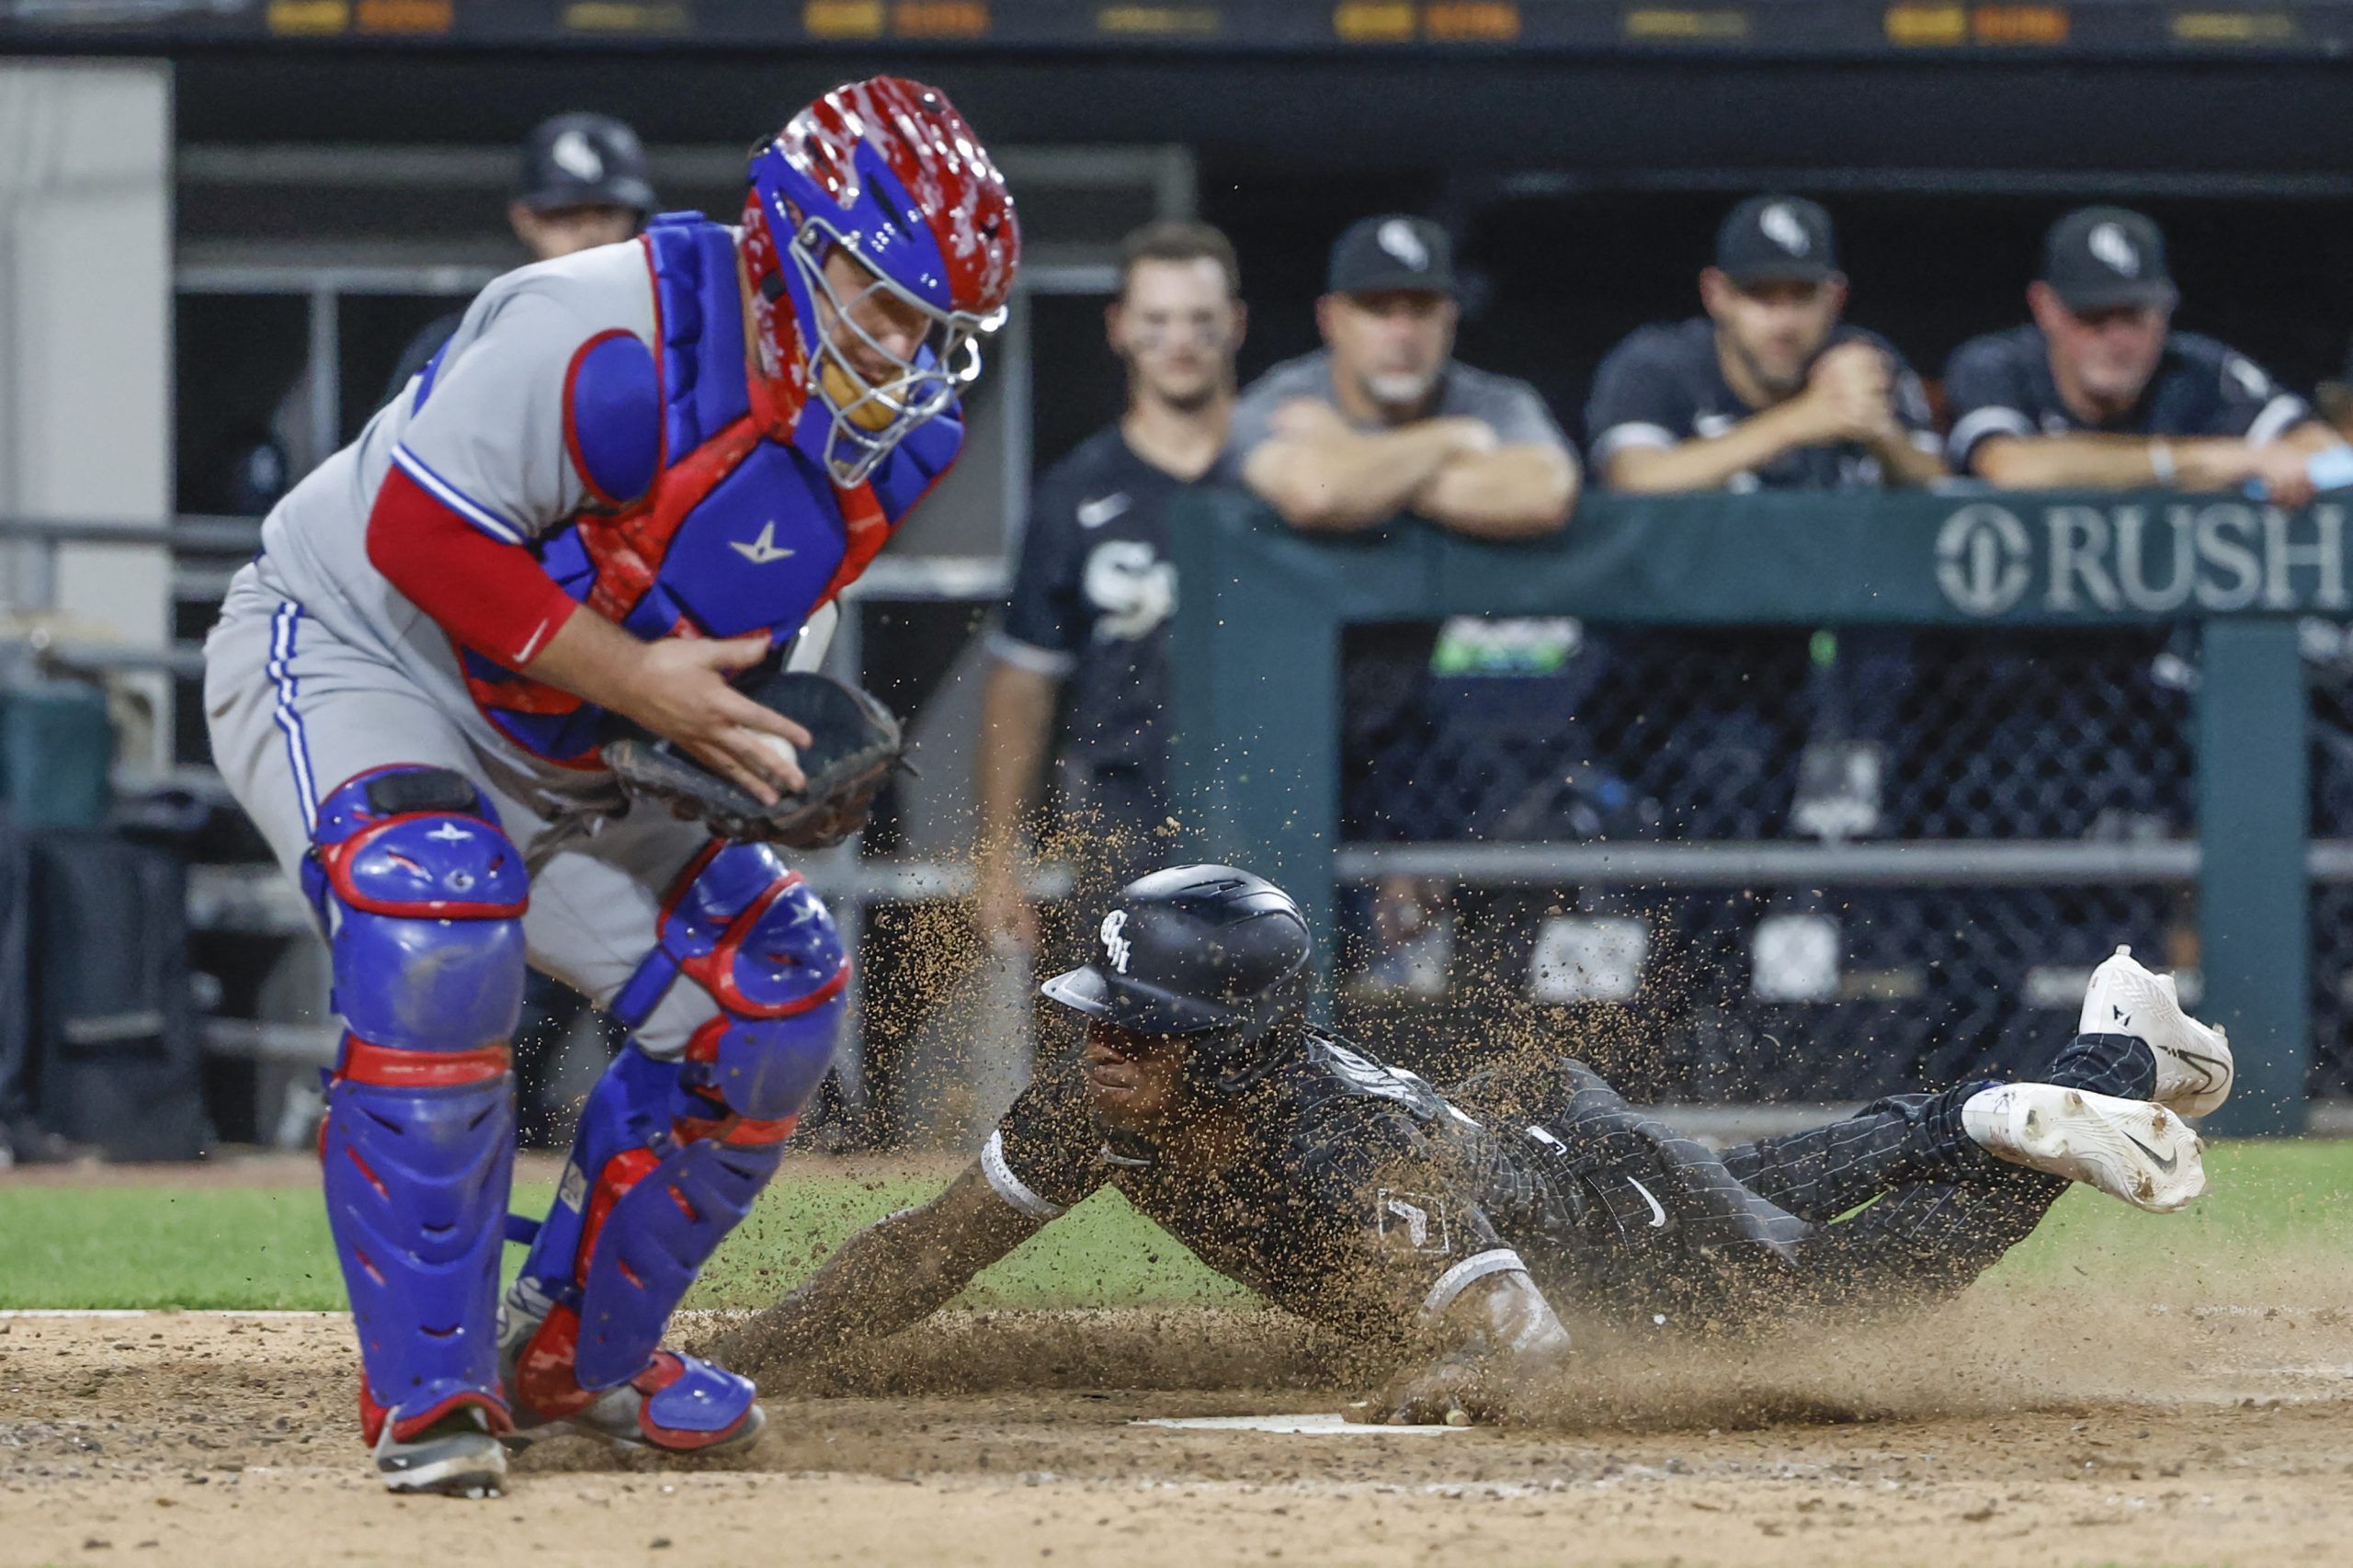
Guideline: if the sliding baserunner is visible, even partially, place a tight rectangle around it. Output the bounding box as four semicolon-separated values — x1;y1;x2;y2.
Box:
715;865;2227;1421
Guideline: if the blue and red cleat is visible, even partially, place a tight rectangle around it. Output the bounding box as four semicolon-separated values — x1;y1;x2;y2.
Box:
497;1289;767;1456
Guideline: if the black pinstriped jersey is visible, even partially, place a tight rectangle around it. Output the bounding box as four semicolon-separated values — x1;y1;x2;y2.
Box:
1585;318;1938;491
980;1034;1805;1339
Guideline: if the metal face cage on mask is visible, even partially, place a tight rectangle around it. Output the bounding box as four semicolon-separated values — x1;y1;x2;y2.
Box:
788;217;1005;486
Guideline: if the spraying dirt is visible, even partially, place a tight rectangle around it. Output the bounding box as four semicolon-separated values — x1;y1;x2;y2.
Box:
5;1273;2350;1568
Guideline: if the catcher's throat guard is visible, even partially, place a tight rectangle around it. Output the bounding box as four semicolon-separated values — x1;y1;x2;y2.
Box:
600;670;906;848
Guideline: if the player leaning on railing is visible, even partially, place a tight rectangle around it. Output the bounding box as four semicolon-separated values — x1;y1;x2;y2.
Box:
715;865;2231;1425
201;78;1018;1495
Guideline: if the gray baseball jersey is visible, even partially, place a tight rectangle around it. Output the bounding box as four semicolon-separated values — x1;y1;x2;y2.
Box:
233;239;656;767
201;239;718;1056
1223;348;1572;470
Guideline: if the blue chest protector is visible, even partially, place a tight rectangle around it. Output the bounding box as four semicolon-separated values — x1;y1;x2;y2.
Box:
457;212;964;766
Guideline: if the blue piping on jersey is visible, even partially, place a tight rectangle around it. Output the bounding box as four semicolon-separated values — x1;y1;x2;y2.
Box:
390;444;528;545
266;602;319;833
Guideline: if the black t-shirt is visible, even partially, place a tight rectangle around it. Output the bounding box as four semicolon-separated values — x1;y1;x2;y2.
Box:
993;426;1199;790
1585;318;1938;491
1941;324;2311;472
982;1034;1545;1343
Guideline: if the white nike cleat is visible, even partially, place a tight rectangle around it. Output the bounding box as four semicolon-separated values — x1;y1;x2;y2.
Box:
2079;945;2234;1117
372;1405;507;1498
1962;1083;2207;1213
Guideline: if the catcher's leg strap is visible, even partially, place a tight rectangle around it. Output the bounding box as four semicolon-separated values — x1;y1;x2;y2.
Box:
514;841;847;1399
306;766;529;1444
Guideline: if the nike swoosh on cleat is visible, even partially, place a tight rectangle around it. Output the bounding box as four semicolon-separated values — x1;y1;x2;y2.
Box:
2124;1131;2180;1175
2176;1053;2226;1091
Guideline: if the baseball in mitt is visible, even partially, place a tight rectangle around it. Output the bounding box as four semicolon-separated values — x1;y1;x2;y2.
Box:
602;671;905;848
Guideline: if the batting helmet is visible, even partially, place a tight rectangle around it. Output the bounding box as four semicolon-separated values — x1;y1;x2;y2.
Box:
1043;865;1315;1094
744;76;1020;486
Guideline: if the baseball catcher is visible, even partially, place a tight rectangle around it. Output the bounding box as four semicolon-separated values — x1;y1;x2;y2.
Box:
714;865;2227;1424
202;78;1017;1494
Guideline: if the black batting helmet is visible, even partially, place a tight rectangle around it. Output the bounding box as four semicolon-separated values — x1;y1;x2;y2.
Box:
1042;864;1314;1093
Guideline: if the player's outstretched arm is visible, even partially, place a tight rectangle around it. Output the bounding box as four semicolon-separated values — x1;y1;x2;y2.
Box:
1366;1267;1573;1426
702;1163;1047;1382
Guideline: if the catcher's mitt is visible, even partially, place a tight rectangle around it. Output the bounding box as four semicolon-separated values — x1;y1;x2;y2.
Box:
601;671;905;848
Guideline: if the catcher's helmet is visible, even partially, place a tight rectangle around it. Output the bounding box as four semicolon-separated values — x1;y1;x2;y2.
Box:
1042;865;1314;1094
745;76;1019;486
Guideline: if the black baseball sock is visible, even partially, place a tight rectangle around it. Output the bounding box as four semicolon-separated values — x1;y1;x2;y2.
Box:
2045;1030;2159;1101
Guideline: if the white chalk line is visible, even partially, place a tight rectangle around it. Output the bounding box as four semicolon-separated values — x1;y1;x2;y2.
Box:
0;1299;338;1309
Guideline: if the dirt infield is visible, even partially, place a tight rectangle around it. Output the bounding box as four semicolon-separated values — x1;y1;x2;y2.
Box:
4;1290;2351;1568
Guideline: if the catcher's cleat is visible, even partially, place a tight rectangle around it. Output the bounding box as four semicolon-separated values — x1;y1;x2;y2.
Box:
1962;1083;2207;1214
2079;945;2234;1118
372;1401;508;1498
499;1295;767;1457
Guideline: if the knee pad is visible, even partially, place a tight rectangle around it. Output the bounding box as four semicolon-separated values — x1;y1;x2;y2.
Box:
305;766;531;1053
305;766;529;1438
610;840;847;1123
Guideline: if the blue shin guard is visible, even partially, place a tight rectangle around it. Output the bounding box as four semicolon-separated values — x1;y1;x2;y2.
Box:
507;842;845;1448
306;767;529;1446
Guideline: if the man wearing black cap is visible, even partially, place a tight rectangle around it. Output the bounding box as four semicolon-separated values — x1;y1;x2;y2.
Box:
378;112;658;405
1586;195;1942;493
1231;214;1578;538
1226;216;1577;1002
1944;205;2339;505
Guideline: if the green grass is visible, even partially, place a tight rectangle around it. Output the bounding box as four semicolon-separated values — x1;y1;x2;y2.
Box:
2;1140;2345;1312
0;1170;1237;1312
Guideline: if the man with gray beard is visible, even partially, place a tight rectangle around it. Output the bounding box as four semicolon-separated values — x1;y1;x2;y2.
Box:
1230;214;1576;538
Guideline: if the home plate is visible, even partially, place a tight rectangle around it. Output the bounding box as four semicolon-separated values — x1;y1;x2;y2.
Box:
1133;1414;1468;1436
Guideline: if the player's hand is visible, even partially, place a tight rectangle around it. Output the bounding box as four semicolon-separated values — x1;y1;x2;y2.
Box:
1800;342;1898;446
2244;441;2318;509
976;853;1040;953
1355;1354;1495;1427
614;634;813;806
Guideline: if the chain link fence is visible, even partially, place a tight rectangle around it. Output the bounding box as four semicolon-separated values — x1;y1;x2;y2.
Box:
1336;620;2348;1102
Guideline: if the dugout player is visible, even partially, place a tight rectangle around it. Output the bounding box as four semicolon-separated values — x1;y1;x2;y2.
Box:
974;222;1247;952
201;78;1018;1495
1586;196;1943;493
1233;214;1578;538
1229;215;1578;993
379;113;658;407
1944;206;2340;503
716;866;2227;1425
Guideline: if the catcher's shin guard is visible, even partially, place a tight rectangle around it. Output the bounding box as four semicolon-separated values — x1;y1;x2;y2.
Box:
507;842;845;1447
306;767;529;1447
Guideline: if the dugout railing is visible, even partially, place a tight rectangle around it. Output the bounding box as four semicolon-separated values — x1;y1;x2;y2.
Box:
1165;488;2352;1138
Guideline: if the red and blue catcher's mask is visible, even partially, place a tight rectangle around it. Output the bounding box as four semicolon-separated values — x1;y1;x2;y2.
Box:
745;76;1020;487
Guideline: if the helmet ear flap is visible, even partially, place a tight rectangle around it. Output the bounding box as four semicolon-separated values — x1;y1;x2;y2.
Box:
1186;971;1313;1097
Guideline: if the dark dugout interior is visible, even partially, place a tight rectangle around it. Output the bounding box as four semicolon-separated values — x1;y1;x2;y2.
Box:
165;47;2353;474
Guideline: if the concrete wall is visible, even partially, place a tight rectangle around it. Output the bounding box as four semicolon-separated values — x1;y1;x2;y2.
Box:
0;61;173;749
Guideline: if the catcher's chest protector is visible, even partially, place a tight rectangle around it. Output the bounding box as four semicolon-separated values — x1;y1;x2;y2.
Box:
461;213;964;765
